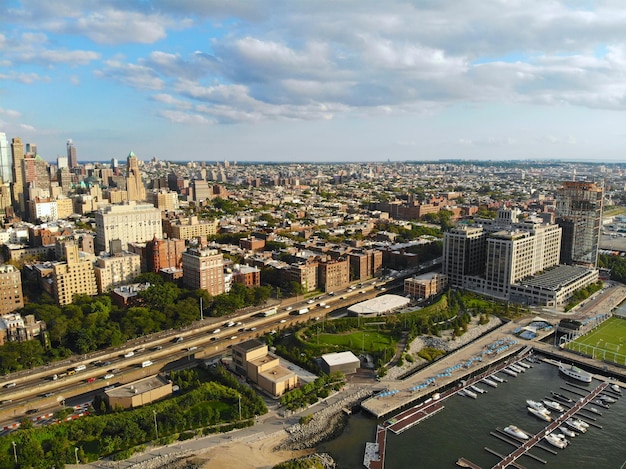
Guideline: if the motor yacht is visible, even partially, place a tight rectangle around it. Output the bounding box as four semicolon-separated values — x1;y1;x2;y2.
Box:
526;400;550;415
545;432;568;449
502;368;518;377
527;407;552;422
504;425;528;440
542;399;564;412
509;364;525;373
610;384;622;394
491;375;505;383
566;418;587;433
599;394;616;404
559;426;576;438
559;363;592;383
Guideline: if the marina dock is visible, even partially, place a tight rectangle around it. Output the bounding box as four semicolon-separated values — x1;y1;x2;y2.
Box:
490;381;609;469
363;425;387;469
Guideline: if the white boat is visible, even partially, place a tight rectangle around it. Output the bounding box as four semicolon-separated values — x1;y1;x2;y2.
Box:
545;432;568;449
482;378;498;388
542;399;564;412
566;418;587;433
509;364;525;373
558;363;592;383
599;394;616;404
470;384;486;394
491;375;505;383
575;418;589;428
516;360;531;369
559;426;576;438
526;400;550;415
459;389;477;399
502;368;518;377
504;425;528;440
586;406;600;414
528;407;552;422
610;384;622;394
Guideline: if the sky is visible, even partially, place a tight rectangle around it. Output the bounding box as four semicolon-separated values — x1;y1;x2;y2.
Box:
2;0;626;163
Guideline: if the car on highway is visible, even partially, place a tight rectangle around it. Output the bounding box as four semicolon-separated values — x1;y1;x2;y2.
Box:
25;409;39;415
174;336;184;343
280;319;287;323
103;374;115;380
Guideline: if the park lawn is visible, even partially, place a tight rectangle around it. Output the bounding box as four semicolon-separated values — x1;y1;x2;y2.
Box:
315;330;394;353
567;316;626;355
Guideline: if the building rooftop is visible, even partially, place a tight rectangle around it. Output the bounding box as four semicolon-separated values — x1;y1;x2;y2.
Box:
233;338;267;353
105;374;170;399
515;265;596;291
321;351;360;367
347;294;410;315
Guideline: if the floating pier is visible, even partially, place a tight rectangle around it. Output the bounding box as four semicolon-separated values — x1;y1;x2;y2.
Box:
490;382;609;469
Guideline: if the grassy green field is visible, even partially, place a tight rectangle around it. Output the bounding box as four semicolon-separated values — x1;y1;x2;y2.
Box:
566;316;626;364
314;330;394;353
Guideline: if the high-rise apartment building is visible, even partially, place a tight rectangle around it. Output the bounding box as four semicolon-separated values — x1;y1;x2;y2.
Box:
144;236;185;272
556;181;603;267
0;264;24;314
443;210;563;300
182;248;225;296
126;151;146;202
94;252;142;293
95;201;163;252
67;139;77;168
0;132;12;184
11;137;25;215
443;226;486;288
318;258;350;293
52;242;98;305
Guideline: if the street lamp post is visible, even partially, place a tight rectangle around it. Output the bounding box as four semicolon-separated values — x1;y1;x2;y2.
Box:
153;410;159;439
74;447;79;465
11;441;16;464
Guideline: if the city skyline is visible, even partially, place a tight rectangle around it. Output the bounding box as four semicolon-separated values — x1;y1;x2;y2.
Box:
3;1;626;163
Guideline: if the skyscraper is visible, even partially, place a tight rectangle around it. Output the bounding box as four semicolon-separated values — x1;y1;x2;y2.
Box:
125;151;146;201
67;139;77;169
556;181;603;268
0;132;12;184
11;137;25;215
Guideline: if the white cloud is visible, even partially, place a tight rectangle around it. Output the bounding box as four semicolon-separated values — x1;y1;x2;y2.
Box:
95;60;164;90
0;72;50;84
0;107;22;119
158;110;215;125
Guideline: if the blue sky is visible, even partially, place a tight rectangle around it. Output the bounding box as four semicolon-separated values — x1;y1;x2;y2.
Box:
2;0;626;163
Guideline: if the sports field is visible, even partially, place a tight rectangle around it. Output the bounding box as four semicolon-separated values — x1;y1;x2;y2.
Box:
566;316;626;365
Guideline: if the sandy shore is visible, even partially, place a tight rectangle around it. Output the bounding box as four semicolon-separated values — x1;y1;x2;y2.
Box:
190;432;315;469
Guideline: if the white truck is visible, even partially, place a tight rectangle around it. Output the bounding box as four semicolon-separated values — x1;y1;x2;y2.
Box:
298;308;309;315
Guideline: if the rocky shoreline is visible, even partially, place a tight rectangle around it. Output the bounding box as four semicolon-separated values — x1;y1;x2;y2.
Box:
276;387;373;452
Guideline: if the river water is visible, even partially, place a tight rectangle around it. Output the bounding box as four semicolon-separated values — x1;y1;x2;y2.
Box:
320;360;626;468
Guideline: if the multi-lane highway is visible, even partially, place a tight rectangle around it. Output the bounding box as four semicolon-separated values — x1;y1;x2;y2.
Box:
0;278;395;424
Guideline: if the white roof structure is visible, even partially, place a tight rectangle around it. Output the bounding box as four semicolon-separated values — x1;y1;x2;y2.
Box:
321;351;360;367
347;294;410;316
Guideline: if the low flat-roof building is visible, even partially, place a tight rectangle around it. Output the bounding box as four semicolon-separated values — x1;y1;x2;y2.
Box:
232;339;298;397
104;374;172;409
347;294;410;317
509;265;599;307
320;351;360;375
